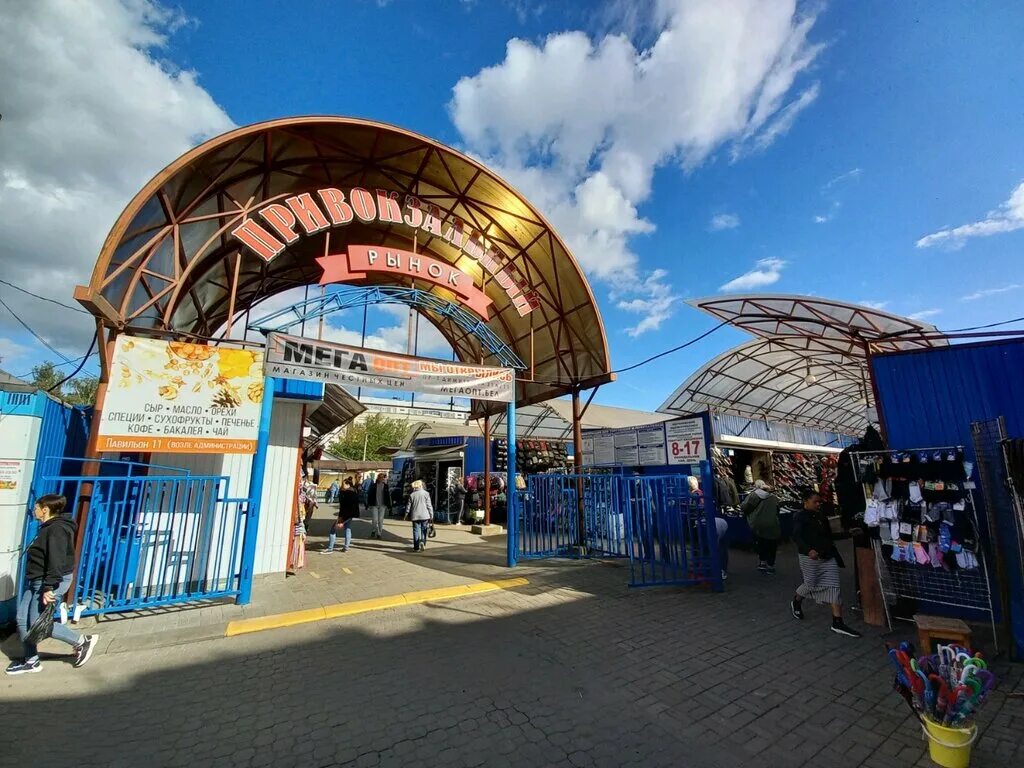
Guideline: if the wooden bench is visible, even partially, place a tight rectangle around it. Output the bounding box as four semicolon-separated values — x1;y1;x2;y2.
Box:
915;614;972;654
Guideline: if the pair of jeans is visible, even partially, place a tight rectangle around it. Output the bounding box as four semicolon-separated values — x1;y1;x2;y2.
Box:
17;575;82;660
370;506;386;536
755;537;779;567
327;518;352;551
412;519;430;548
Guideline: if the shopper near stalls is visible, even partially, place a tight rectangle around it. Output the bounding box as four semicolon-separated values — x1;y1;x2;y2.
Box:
6;494;97;675
368;473;390;539
405;479;433;552
326;479;339;504
791;489;861;637
742;479;781;575
324;478;359;553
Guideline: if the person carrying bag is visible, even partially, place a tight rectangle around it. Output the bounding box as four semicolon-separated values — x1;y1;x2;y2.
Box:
7;494;98;676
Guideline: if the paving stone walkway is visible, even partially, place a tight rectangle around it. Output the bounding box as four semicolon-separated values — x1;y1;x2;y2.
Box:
2;517;1022;768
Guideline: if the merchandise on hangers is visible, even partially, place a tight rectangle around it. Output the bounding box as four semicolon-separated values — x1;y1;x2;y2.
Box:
856;448;980;573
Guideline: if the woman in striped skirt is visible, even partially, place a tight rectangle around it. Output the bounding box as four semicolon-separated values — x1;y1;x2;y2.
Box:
791;489;861;637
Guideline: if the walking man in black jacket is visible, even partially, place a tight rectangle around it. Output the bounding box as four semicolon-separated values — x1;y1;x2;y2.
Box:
6;494;98;675
791;489;861;637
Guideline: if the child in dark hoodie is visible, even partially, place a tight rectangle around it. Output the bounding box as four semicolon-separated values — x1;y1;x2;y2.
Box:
6;494;98;675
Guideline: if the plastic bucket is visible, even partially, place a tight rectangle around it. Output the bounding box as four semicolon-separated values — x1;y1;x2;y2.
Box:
921;719;977;768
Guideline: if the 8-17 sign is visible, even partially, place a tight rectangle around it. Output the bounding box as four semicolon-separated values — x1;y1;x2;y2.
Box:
665;417;708;465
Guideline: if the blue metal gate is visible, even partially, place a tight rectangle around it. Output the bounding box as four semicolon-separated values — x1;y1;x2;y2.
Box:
515;464;722;591
30;459;249;615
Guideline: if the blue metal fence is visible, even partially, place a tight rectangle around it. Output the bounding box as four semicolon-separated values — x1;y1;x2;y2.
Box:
516;466;723;590
31;459;249;615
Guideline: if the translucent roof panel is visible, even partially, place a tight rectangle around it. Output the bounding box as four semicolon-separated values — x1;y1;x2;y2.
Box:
659;338;872;435
689;294;946;355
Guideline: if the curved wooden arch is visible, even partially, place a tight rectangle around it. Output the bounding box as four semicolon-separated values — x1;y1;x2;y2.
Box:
76;116;614;413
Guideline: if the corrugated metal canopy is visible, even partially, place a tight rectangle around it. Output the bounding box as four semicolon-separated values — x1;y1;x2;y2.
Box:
306;383;365;439
76;117;613;416
659;295;948;435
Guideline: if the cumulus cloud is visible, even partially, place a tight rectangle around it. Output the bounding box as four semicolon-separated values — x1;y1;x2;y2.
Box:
0;0;233;354
917;181;1024;249
719;258;787;292
709;213;741;231
450;0;824;334
960;284;1022;302
908;309;942;321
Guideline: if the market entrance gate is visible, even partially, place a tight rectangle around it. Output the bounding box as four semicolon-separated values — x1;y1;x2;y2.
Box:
513;463;724;590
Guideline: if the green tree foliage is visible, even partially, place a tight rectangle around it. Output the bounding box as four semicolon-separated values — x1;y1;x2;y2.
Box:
327;413;408;461
29;361;99;406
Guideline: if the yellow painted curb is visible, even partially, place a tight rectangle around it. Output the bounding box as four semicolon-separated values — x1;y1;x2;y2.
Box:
225;577;529;637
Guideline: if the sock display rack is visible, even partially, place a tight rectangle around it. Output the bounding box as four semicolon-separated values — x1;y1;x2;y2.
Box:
852;446;998;649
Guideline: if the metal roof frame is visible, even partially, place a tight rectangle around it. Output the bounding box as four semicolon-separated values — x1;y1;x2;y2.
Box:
75;117;613;416
659;295;948;435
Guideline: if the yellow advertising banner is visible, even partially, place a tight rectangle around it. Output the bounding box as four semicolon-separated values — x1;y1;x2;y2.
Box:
96;336;264;454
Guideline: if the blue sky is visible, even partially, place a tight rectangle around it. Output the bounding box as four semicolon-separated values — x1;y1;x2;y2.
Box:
1;1;1022;411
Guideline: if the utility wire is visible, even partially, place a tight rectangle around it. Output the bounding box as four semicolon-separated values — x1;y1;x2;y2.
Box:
943;315;1024;333
0;278;89;314
48;334;98;394
0;295;71;362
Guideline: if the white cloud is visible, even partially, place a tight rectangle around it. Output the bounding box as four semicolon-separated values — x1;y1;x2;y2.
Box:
858;300;889;310
917;181;1024;249
616;269;677;337
0;337;32;365
823;167;862;191
450;0;824;333
960;284;1022;302
0;1;234;353
709;213;741;231
908;309;942;321
814;167;861;223
719;258;787;292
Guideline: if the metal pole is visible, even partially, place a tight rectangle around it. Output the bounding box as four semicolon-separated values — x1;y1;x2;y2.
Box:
572;388;585;550
237;376;276;605
483;415;491;528
701;459;724;593
506;400;517;567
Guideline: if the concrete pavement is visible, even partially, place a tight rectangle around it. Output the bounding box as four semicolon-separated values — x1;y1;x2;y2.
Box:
2;522;1022;768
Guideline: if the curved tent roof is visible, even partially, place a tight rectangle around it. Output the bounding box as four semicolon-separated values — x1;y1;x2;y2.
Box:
75;117;613;415
659;295;946;435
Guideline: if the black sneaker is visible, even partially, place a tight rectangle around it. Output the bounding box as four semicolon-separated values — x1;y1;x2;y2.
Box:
830;620;862;638
757;562;767;572
791;600;804;620
73;635;98;668
5;658;41;675
765;566;776;576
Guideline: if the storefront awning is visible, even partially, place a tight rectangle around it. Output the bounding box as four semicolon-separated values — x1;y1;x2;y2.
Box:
715;434;843;454
412;444;466;462
305;384;366;440
488;398;671;441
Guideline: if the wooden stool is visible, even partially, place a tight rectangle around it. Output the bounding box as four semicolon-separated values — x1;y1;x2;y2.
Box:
915;614;972;654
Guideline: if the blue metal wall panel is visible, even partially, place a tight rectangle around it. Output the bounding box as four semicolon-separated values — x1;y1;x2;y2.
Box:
872;338;1024;656
272;379;325;401
463;437;485;474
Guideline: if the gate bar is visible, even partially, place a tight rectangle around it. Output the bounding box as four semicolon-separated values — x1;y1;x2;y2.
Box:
238;376;275;604
506;400;517;567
